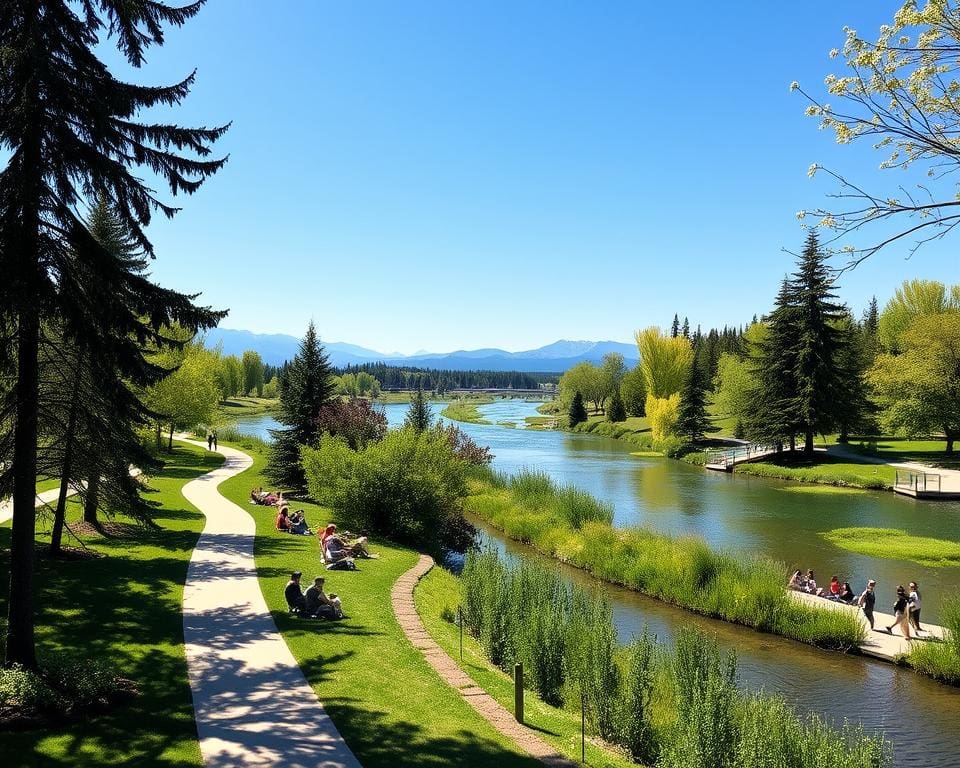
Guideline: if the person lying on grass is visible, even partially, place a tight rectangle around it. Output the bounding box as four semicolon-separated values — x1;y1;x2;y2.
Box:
320;523;373;561
305;576;342;619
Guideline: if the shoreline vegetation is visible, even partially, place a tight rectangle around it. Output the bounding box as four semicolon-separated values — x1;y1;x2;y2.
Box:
464;467;865;652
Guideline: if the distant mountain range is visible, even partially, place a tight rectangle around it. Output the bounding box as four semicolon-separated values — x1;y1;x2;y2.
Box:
203;328;638;373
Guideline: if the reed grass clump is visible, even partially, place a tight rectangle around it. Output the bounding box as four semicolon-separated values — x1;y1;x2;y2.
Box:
464;468;865;650
459;550;887;766
908;596;960;684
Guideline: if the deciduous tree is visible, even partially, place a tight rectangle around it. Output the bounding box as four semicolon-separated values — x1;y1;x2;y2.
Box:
635;327;693;399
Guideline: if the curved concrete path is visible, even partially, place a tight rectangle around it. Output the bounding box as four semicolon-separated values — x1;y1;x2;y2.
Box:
392;554;576;768
0;485;74;525
179;438;361;768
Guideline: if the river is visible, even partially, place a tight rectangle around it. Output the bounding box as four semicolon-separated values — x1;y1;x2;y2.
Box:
230;400;960;766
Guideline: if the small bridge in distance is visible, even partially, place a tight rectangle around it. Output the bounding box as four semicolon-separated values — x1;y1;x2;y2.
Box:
704;442;783;471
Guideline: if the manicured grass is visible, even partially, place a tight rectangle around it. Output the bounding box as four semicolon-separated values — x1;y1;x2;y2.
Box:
0;443;222;768
441;399;493;425
777;485;867;495
466;469;865;651
216;444;543;768
733;456;896;490
832;436;960;471
415;565;636;768
822;527;960;567
35;477;60;494
216;395;278;419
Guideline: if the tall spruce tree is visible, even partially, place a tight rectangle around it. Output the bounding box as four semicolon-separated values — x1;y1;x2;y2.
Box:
404;383;433;434
607;387;627;423
670;314;680;338
266;322;335;492
790;231;847;454
0;2;227;667
568;391;588;426
676;342;716;443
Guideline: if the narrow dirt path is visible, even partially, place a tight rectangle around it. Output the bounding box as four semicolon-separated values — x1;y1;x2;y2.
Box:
178;437;362;768
391;554;576;768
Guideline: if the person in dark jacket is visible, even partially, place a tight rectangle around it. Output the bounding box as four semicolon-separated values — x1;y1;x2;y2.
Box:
284;571;307;614
858;579;876;629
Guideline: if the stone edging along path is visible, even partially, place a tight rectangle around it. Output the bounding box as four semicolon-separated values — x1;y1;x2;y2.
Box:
391;554;577;768
178;438;362;768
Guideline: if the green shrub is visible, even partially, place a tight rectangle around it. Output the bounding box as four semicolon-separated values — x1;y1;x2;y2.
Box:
302;427;474;556
908;596;960;684
617;631;656;763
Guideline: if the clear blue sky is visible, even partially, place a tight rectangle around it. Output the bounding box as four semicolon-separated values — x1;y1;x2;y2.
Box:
111;1;958;354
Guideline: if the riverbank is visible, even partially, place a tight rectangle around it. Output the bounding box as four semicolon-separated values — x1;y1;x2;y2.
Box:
465;468;864;651
440;397;495;424
0;443;222;767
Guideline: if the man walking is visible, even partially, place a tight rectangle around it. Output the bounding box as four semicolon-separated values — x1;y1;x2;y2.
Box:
212;429;218;451
207;431;213;451
858;579;876;630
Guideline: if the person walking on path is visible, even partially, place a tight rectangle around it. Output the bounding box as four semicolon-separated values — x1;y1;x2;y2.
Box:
212;430;218;451
885;585;912;639
207;431;214;451
909;581;924;634
858;579;876;630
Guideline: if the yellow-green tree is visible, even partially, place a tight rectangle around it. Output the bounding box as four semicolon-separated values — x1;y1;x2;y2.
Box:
635;327;693;398
647;393;681;443
877;279;960;352
869;312;960;453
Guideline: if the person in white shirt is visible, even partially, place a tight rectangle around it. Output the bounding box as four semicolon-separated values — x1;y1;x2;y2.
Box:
908;581;923;633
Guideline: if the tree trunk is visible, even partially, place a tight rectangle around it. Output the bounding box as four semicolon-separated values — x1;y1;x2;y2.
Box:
804;427;815;457
789;434;796;453
6;1;42;666
838;424;849;444
168;422;174;452
83;473;99;525
155;421;162;452
50;372;82;556
947;434;956;455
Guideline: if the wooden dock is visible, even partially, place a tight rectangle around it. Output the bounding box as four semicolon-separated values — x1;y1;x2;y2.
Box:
791;591;947;662
893;469;960;500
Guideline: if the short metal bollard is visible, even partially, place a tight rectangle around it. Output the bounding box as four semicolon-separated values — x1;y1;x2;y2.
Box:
514;662;524;723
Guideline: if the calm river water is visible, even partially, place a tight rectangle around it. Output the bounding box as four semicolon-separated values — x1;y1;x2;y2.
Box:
231;400;960;766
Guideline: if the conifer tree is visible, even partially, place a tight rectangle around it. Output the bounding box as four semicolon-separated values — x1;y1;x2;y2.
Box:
266;322;335;492
676;342;716;443
670;314;680;338
681;317;690;339
607;388;627;423
404;383;434;434
568;391;588;427
0;3;227;667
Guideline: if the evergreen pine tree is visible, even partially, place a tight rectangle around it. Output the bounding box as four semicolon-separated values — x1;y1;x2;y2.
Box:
266;322;335;492
681;317;690;338
569;391;588;426
670;314;680;338
607;387;627;422
404;383;433;434
790;231;847;454
0;3;227;667
863;296;879;337
676;342;716;443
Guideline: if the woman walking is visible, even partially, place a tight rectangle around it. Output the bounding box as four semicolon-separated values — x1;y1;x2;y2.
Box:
885;585;912;639
908;581;923;634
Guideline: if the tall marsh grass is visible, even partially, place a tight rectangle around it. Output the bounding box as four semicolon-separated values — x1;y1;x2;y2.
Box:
460;550;887;766
464;467;865;650
908;596;960;685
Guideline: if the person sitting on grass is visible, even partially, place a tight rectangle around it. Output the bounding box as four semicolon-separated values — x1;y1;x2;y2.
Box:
305;576;342;619
284;571;307;615
827;575;841;599
289;509;310;535
804;569;820;596
321;523;371;561
276;507;293;533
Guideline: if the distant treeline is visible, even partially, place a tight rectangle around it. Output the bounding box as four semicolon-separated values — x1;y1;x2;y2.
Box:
335;362;555;392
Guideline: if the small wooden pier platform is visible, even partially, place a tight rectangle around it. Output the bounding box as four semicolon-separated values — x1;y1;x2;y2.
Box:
893;469;960;500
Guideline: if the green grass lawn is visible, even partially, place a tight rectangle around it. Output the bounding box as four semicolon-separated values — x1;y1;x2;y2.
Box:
733;455;897;489
830;436;960;470
0;443;222;768
441;399;494;425
216;444;544;768
822;527;960;567
35;477;60;494
414;565;636;768
215;396;278;420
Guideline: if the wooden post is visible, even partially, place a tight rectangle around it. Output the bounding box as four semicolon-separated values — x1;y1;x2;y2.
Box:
514;662;523;723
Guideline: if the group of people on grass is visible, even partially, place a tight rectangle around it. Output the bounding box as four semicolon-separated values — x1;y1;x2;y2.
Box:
284;572;343;619
789;569;925;639
250;486;284;506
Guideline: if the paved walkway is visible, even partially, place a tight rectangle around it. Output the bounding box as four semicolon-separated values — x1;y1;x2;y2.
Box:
828;444;960;493
178;437;361;768
792;591;947;660
0;485;75;525
391;554;576;768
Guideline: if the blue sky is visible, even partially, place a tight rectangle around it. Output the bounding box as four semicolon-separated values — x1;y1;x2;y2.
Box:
109;1;958;354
